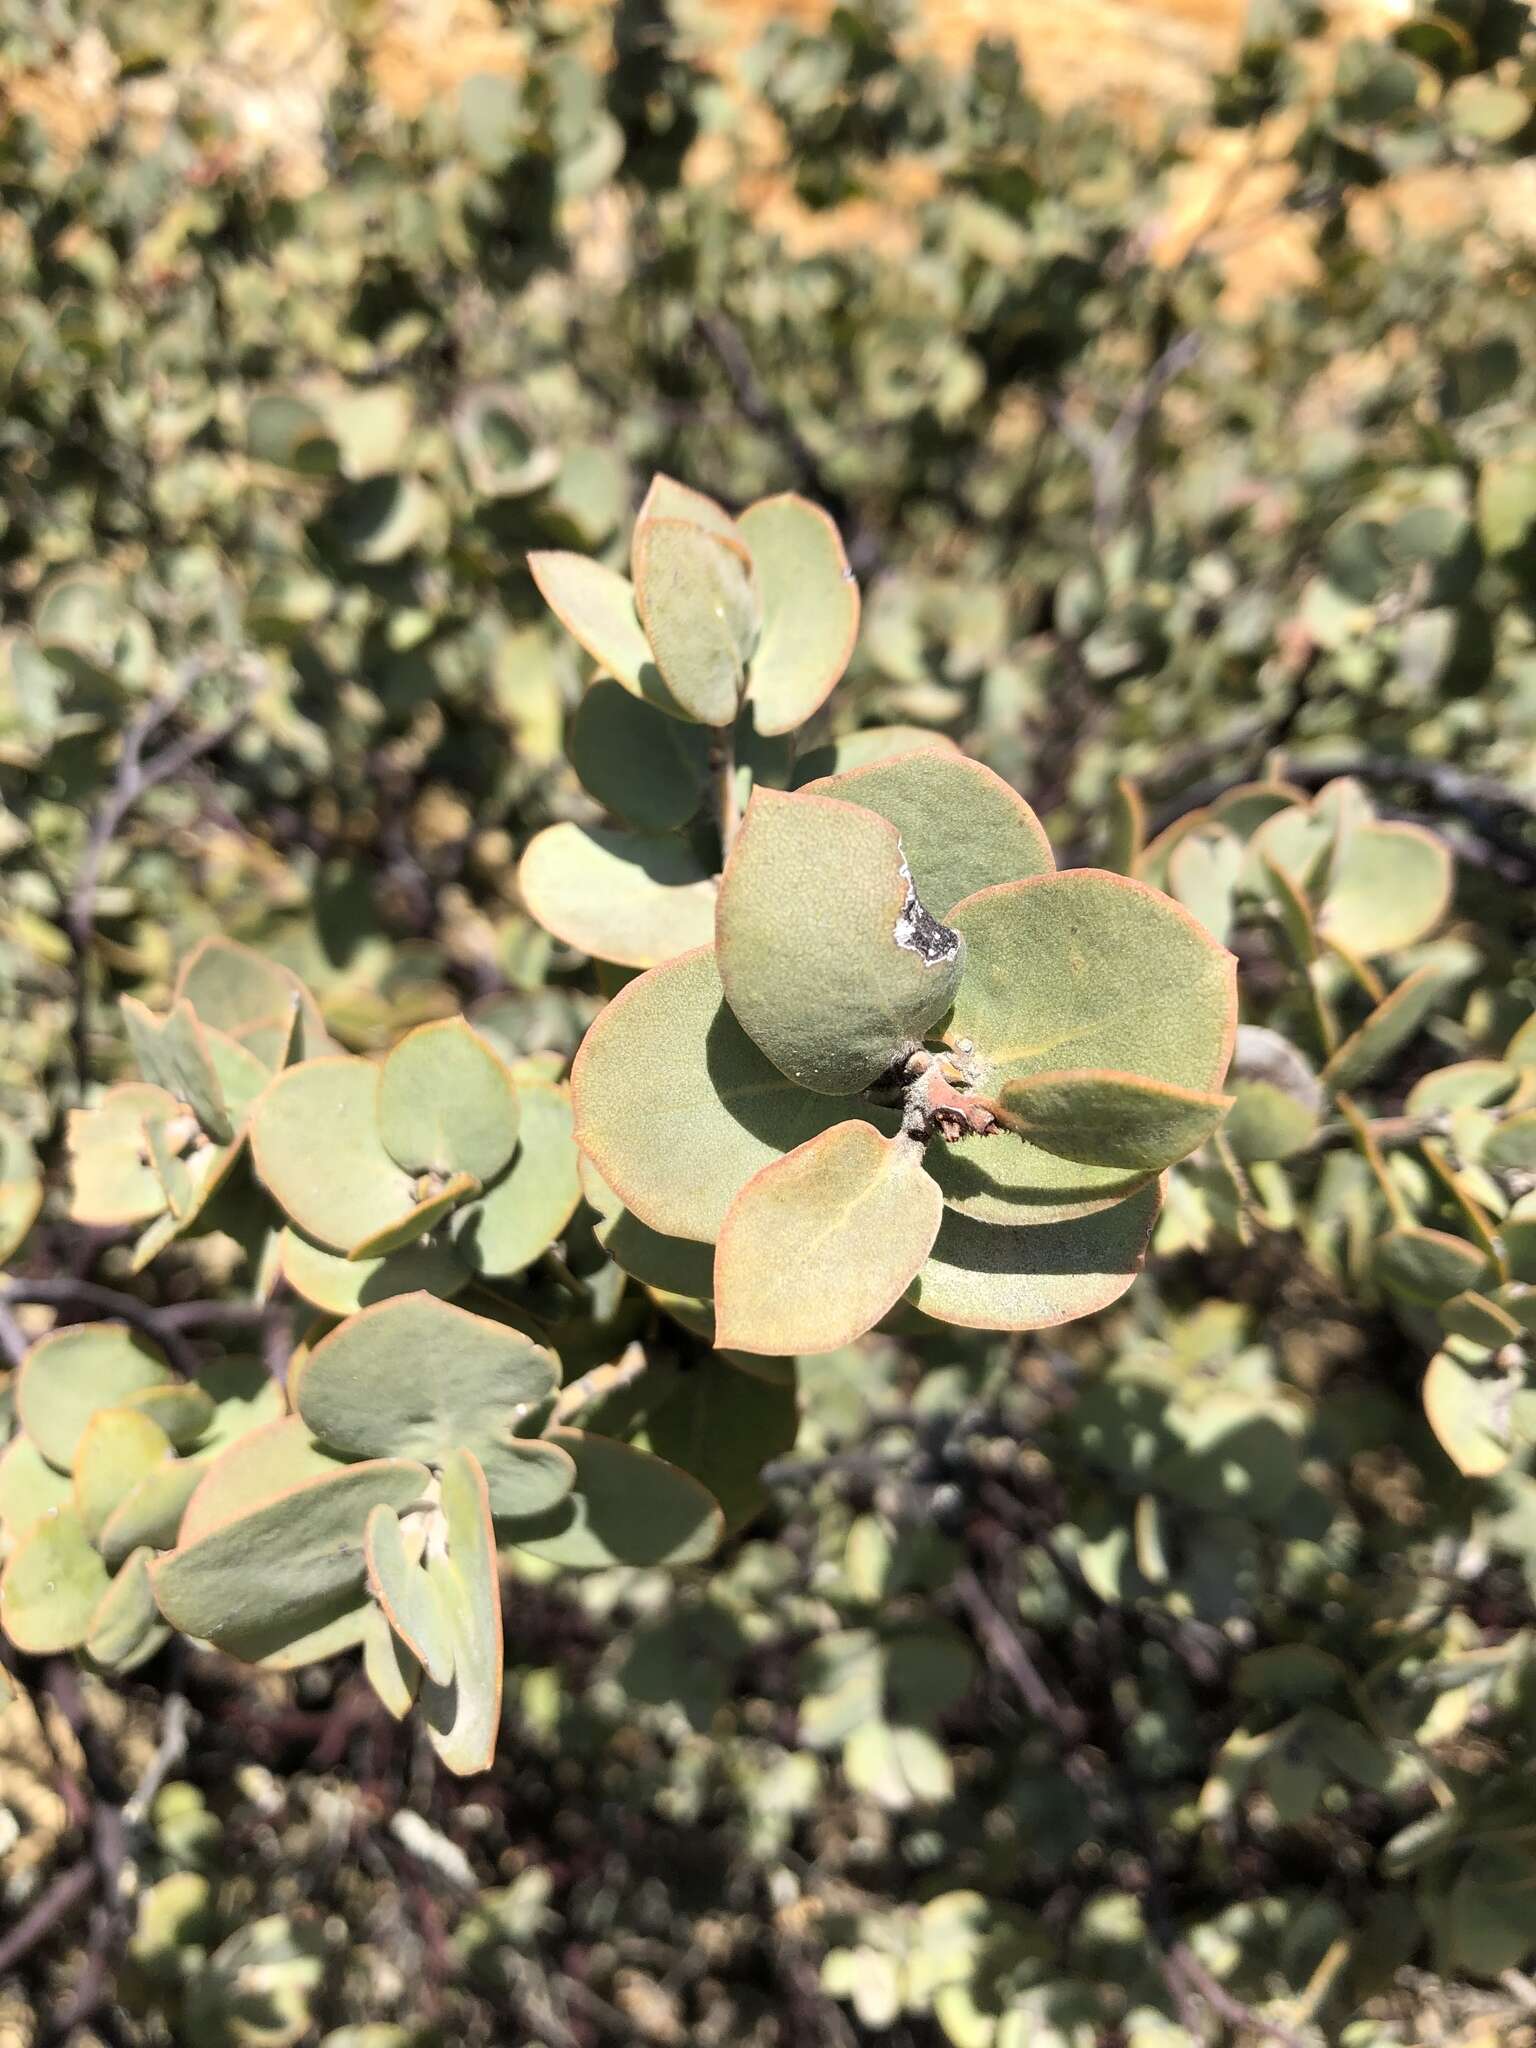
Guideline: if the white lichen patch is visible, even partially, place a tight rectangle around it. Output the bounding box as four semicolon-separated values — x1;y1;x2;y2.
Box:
892;855;962;968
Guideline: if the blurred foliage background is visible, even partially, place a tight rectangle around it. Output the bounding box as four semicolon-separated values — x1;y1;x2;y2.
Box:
5;0;1536;2042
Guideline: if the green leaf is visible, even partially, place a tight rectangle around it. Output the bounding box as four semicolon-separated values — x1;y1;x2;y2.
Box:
121;996;233;1142
179;1417;349;1546
96;1462;202;1570
1167;824;1243;944
250;1056;419;1256
0;1435;73;1542
569;678;711;830
73;1406;176;1541
737;493;859;735
581;1161;717;1296
1423;1348;1514;1478
714;1123;941;1354
279;1225;469;1316
932;871;1235;1221
449;1081;581;1283
1375;1227;1494;1307
377;1018;520;1184
0;1118;42;1263
174;937;327;1059
717;786;965;1095
647;1360;798;1536
998;1070;1232;1172
571;946;870;1242
419;1448;504;1775
347;1173;480;1262
361;1603;420;1720
120;1381;215;1451
152;1459;433;1664
363;1504;454;1686
526;553;675;713
67;1083;179;1226
1319;823;1453;958
508;1428;722;1567
0;1505;112;1653
799;747;1052;916
295;1293;572;1519
86;1548;170;1673
633;473;740;544
1481;1112;1536;1176
632;517;759;726
518;823;717;969
16;1322;174;1472
1323;964;1463;1091
906;1182;1162;1330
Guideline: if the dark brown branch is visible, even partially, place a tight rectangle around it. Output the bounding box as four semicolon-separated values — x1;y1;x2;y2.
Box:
0;1278;264;1376
0;1860;95;1978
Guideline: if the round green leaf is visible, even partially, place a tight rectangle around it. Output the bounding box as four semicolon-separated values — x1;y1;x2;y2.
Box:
632;517;758;726
646;1361;798;1537
1323;963;1463;1092
73;1406;176;1542
119;1381;216;1451
67;1083;179;1227
377;1018;520;1183
571;946;870;1242
362;1603;419;1721
581;1160;716;1296
16;1322;174;1473
570;678;712;830
527;553;677;714
1376;1226;1494;1307
998;1070;1232;1173
121;996;233;1143
280;1225;469;1315
364;1504;453;1686
1319;822;1453;959
1424;1348;1514;1478
174;937;328;1059
799;747;1052;917
152;1458;433;1664
250;1056;419;1255
295;1293;571;1519
906;1181;1163;1330
0;1435;72;1542
518;823;717;969
86;1548;170;1673
179;1417;350;1546
0;1117;42;1263
1167;824;1243;944
419;1448;504;1776
737;493;859;735
717;786;965;1095
450;1080;583;1281
0;1505;112;1654
97;1461;204;1569
714;1123;941;1354
507;1427;723;1568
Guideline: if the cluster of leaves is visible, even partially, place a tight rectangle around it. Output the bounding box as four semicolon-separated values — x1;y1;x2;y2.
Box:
3;0;1536;2041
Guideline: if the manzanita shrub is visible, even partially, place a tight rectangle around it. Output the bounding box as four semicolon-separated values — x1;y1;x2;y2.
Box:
0;479;1243;1765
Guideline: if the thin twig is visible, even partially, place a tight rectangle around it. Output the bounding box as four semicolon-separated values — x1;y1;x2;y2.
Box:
0;1278;263;1376
952;1565;1085;1741
0;1861;95;1977
121;1692;190;1831
62;654;262;1094
712;723;739;859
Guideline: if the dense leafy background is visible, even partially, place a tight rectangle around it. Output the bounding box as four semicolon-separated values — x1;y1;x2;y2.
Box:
5;0;1536;2041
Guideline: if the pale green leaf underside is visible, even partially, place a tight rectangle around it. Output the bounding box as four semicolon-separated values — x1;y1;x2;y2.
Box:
632;516;758;726
714;1122;941;1354
377;1018;520;1184
906;1181;1163;1330
250;1057;417;1255
450;1080;583;1280
507;1428;723;1568
364;1504;454;1685
17;1322;173;1473
737;494;859;736
419;1447;504;1775
572;946;877;1243
1319;822;1453;958
998;1069;1232;1172
518;822;717;969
